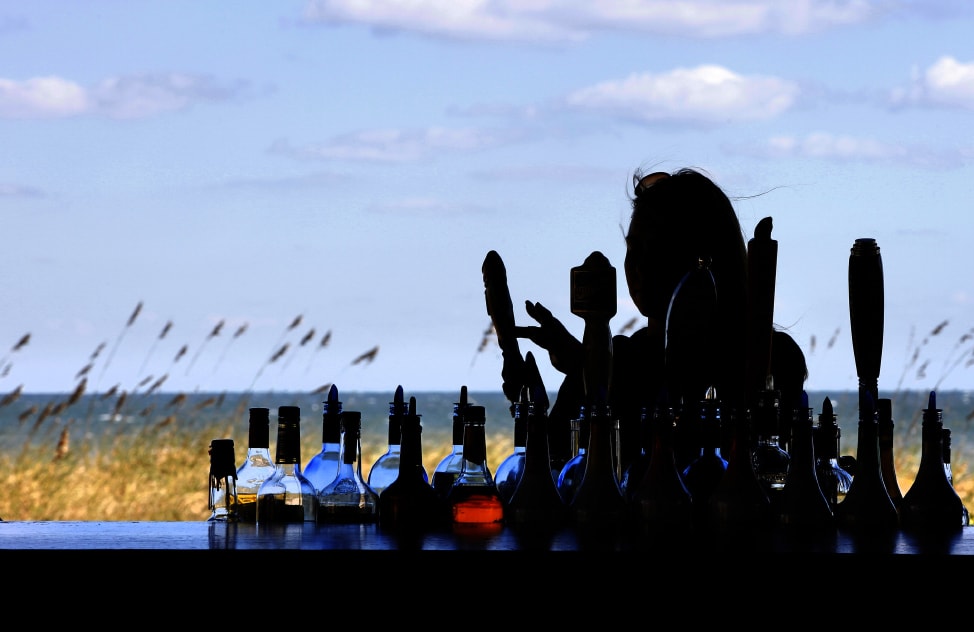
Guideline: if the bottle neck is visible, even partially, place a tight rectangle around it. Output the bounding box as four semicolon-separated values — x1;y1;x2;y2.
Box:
399;415;426;481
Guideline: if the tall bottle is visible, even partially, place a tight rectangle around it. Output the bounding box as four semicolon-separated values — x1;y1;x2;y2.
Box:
493;388;528;505
899;391;966;532
681;386;728;532
619;405;652;503
378;396;448;532
208;438;239;522
942;428;970;526
568;403;627;532
556;409;588;504
447;404;504;528
778;391;834;534
505;380;567;531
833;393;898;533
750;379;791;518
630;393;693;538
430;385;468;499
303;384;343;493
368;385;428;496
813;396;853;513
235;407;277;523
256;405;317;523
877;397;903;509
316;410;379;523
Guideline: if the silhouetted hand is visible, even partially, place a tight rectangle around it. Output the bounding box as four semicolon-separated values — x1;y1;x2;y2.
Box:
514;300;582;376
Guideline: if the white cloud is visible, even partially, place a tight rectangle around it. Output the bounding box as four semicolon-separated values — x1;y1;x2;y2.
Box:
890;56;974;110
736;132;967;168
0;76;88;119
564;65;798;125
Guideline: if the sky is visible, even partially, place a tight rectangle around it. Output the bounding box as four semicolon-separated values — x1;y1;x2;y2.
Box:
1;1;974;398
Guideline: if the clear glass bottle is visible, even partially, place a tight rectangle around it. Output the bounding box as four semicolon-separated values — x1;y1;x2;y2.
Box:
568;403;627;531
493;387;528;505
303;383;342;493
833;392;899;533
813;396;853;513
877;397;904;509
256;405;317;523
316;410;379;523
942;428;970;526
750;380;791;518
900;391;966;532
234;407;277;523
682;386;728;532
778;392;834;534
447;404;504;527
378;396;449;532
430;385;468;499
208;438;239;522
368;385;428;496
556;408;588;505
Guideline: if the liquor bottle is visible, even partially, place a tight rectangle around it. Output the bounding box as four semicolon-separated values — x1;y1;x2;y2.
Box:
681;386;728;531
833;392;898;533
447;404;504;527
493;387;528;505
368;385;428;496
378;396;448;531
303;383;342;493
813;396;853;512
256;405;317;523
619;406;651;502
942;428;970;526
208;438;239;522
316;410;379;523
430;385;468;499
630;393;693;538
235;407;277;523
877;397;904;509
505;381;567;531
568;403;627;531
750;379;791;518
778;391;834;533
900;391;966;532
556;408;588;505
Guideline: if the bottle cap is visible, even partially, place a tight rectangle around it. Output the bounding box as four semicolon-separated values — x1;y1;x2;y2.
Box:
209;438;236;479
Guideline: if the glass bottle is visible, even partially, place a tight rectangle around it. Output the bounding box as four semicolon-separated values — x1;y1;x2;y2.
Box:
256;405;317;523
316;410;379;523
303;383;342;494
504;383;567;531
630;395;693;538
619;405;652;503
682;386;728;531
368;385;428;496
431;385;468;499
234;407;277;523
750;379;791;519
556;408;588;505
813;396;853;513
568;403;627;532
447;404;504;527
208;438;239;522
942;428;970;526
778;392;834;534
877;397;904;509
378;396;448;532
493;387;528;505
833;392;899;533
900;391;966;532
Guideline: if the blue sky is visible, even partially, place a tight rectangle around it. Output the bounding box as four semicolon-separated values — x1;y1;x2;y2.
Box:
1;1;973;398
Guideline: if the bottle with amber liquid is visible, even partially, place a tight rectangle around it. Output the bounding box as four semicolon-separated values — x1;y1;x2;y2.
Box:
778;391;834;534
813;396;853;512
256;405;317;523
900;391;966;532
316;410;379;523
447;405;504;527
235;407;277;523
833;393;899;533
942;428;970;526
876;397;903;509
682;386;728;531
378;396;448;531
208;438;239;522
505;382;567;531
431;385;468;499
303;383;343;494
494;388;528;505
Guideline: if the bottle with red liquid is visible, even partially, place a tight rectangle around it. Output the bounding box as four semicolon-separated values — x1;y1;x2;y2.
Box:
447;404;504;529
